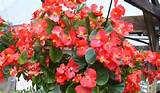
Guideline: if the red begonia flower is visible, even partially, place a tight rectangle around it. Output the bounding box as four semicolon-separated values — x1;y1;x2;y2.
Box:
65;58;79;79
110;5;125;20
27;63;41;77
56;72;67;85
76;0;86;4
80;68;96;88
123;70;142;93
145;50;158;63
75;85;92;93
65;10;75;19
91;29;108;48
76;39;88;57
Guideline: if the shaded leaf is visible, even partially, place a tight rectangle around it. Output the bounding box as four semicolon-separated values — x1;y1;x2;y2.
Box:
92;86;100;93
85;16;91;34
108;83;125;93
0;32;15;52
88;12;97;21
66;84;76;93
49;47;63;63
48;85;62;93
46;18;56;34
72;50;87;70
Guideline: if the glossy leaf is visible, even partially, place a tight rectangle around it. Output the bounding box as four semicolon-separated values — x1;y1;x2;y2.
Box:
85;48;96;64
92;63;109;85
89;30;97;40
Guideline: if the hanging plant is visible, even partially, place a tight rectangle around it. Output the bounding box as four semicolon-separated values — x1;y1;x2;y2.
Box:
0;0;160;93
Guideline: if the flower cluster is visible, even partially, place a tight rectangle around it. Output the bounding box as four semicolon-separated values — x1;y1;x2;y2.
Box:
0;45;19;70
56;59;96;92
0;0;160;93
123;70;142;93
75;68;96;93
56;58;79;84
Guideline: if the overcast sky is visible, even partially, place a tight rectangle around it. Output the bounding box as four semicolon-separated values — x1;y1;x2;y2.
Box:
0;0;143;25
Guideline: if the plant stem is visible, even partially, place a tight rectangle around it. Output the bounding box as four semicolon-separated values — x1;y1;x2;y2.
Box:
104;0;113;27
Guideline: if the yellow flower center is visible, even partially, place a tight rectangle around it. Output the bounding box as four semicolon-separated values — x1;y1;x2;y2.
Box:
100;56;106;63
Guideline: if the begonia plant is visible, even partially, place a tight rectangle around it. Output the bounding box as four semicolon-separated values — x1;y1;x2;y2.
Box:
0;0;160;93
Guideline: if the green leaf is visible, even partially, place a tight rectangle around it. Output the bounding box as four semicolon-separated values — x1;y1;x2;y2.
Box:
39;55;46;66
88;12;97;21
85;48;96;64
72;50;87;70
104;21;113;32
47;83;56;91
85;16;91;34
66;84;76;93
76;4;86;12
73;19;85;28
48;85;62;93
42;71;54;84
89;30;97;40
45;40;52;46
0;32;15;52
92;86;100;93
62;16;69;25
49;47;63;63
18;51;28;65
0;43;6;52
34;40;41;52
92;63;109;86
3;65;12;79
108;83;125;93
46;18;56;34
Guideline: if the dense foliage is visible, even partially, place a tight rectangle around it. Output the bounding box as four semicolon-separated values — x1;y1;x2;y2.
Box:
0;0;160;93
